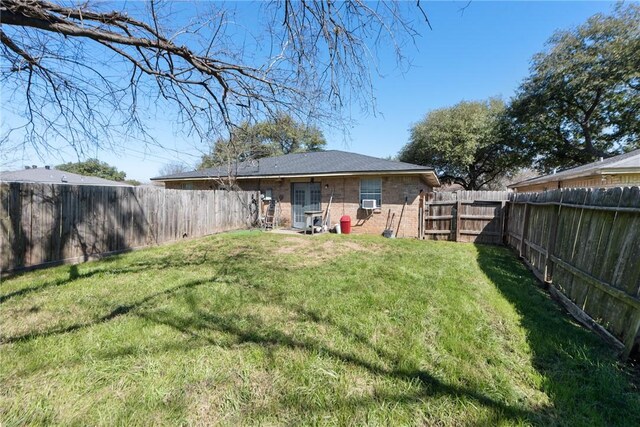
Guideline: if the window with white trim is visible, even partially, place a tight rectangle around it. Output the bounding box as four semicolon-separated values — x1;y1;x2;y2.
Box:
360;178;381;208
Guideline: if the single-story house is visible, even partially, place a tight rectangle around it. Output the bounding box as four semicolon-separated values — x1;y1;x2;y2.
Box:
151;150;440;237
0;166;132;186
509;149;640;193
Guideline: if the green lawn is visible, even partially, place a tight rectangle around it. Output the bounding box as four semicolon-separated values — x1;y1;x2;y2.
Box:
1;231;638;426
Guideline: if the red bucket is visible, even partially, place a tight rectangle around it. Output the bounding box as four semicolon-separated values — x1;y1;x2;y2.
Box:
340;215;351;234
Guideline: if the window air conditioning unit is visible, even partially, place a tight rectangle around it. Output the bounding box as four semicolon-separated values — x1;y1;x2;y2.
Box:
361;199;377;210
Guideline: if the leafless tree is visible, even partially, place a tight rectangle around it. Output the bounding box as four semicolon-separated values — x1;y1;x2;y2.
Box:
158;161;190;177
1;0;428;158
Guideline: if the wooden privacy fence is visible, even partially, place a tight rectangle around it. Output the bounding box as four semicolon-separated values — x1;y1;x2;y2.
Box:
419;191;510;244
506;187;640;358
0;183;258;272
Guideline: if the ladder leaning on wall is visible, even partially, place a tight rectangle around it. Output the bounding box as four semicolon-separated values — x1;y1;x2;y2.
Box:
263;199;280;230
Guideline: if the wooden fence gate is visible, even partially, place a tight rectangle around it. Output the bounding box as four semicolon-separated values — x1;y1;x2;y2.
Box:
418;191;510;244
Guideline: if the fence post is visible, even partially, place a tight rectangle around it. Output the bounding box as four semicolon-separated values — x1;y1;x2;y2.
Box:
500;200;507;245
455;199;461;242
418;192;425;239
623;311;640;360
544;193;562;282
519;202;530;258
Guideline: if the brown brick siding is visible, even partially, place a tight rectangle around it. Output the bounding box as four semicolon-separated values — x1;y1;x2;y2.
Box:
163;175;431;238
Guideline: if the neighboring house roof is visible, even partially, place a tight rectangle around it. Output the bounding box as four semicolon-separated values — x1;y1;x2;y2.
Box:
0;167;132;186
151;150;441;186
508;149;640;188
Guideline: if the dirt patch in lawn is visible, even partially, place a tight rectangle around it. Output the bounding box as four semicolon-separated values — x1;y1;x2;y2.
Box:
317;239;382;254
339;240;374;251
274;237;311;254
274;238;383;266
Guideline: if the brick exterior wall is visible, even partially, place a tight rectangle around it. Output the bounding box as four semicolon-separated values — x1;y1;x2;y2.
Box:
164;175;432;238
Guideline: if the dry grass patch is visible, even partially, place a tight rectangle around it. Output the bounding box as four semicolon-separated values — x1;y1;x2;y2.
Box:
274;236;311;254
274;235;384;267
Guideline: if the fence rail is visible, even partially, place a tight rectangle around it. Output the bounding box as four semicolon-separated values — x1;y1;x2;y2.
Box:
0;183;257;272
506;187;640;358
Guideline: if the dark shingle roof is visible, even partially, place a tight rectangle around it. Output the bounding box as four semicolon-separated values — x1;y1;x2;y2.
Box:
0;168;132;186
509;148;640;188
152;150;434;181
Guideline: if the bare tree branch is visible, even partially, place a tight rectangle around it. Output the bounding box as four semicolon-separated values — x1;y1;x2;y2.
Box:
1;0;425;159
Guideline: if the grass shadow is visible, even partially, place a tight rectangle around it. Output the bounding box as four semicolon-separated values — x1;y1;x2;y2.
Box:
1;276;216;344
0;265;81;304
475;244;640;425
1;250;247;343
6;234;638;424
137;290;538;424
0;254;217;305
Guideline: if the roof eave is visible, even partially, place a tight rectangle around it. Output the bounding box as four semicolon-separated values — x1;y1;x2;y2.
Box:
1;180;132;187
509;169;602;188
600;167;640;175
423;171;441;187
509;165;640;188
155;169;441;186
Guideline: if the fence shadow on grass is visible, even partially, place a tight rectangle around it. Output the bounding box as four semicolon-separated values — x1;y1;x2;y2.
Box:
0;251;250;344
475;244;640;426
0;248;220;305
1;275;218;345
0;265;79;304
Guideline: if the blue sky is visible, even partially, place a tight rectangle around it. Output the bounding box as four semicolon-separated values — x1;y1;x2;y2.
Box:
1;1;618;181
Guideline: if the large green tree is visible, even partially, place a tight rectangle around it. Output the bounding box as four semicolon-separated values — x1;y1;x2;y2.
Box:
198;114;326;169
56;159;127;182
507;4;640;172
399;99;529;190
